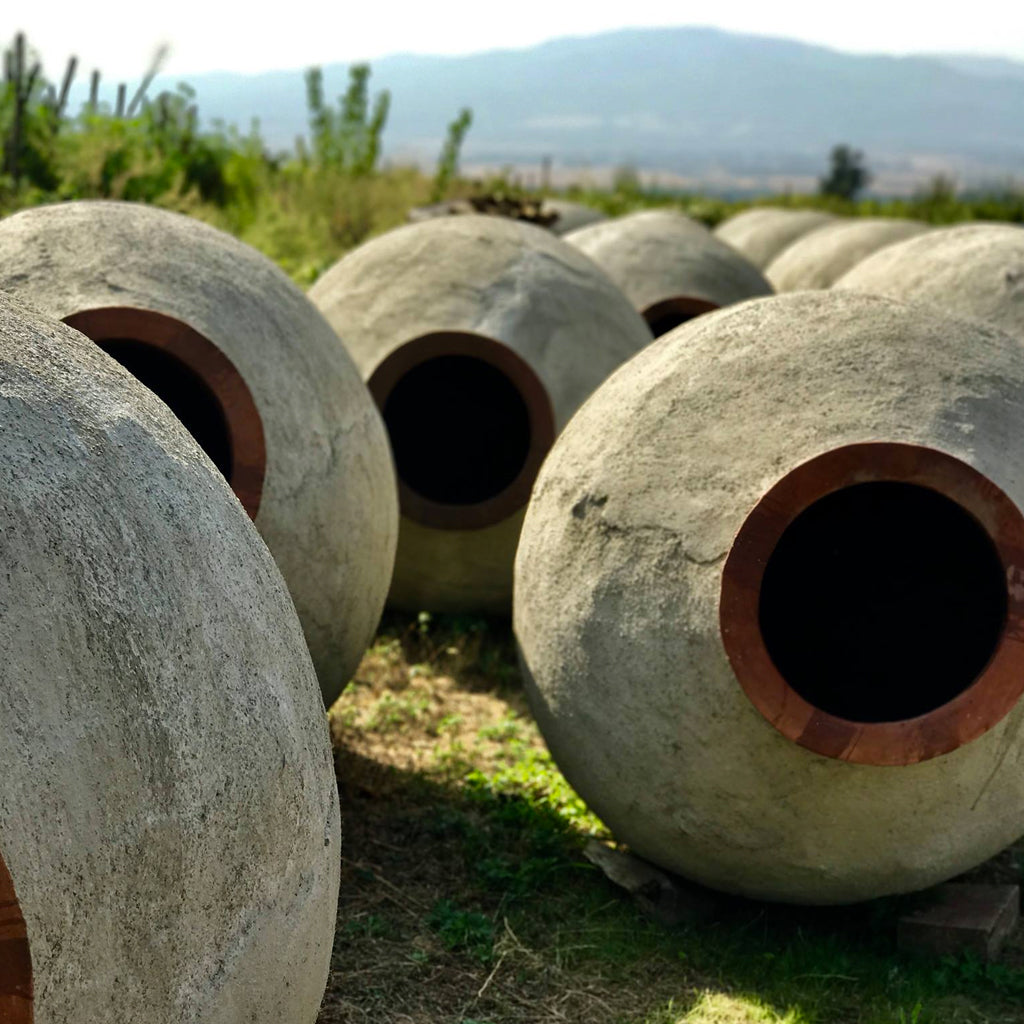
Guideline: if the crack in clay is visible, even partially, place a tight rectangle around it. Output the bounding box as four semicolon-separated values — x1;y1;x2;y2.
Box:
970;699;1024;811
571;496;727;565
680;550;728;567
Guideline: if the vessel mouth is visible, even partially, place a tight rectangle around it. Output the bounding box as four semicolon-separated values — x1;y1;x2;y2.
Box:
1;848;33;1023
720;442;1024;765
63;307;266;519
641;296;719;338
368;331;556;530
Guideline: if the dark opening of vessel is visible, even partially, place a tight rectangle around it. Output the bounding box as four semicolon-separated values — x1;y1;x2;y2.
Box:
62;307;267;519
758;481;1007;723
367;332;556;531
99;339;233;480
641;296;719;338
383;355;530;505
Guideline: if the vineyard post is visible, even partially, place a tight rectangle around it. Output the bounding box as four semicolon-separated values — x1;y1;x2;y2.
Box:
7;33;26;186
56;56;78;117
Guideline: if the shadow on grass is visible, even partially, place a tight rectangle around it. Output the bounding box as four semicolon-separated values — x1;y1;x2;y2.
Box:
325;731;1024;1024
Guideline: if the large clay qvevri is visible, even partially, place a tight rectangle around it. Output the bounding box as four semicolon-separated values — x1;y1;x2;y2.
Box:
310;215;653;613
0;200;398;705
567;209;771;335
714;207;836;269
766;217;928;291
516;290;1024;904
835;223;1024;341
0;293;339;1021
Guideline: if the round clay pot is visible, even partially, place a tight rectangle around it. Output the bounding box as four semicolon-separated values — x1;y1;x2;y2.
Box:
835;222;1024;342
310;215;653;613
567;209;772;335
0;292;339;1020
766;217;928;291
714;207;837;269
515;290;1024;904
0;200;399;705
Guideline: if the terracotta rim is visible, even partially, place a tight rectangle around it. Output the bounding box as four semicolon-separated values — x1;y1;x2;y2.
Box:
63;307;266;520
0;851;32;1023
719;442;1024;765
367;331;556;531
641;296;719;335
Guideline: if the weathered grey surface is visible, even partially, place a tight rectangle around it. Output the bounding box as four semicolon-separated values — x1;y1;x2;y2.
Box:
567;209;772;314
310;215;653;612
0;293;339;1021
835;223;1024;341
766;217;928;291
713;208;837;269
0;201;398;705
515;290;1024;904
389;510;527;612
543;199;608;235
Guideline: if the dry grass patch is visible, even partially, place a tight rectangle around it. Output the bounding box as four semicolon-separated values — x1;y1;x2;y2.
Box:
318;613;1024;1024
682;992;805;1023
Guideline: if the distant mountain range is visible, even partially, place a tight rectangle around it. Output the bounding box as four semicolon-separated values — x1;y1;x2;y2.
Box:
68;28;1024;194
931;54;1024;81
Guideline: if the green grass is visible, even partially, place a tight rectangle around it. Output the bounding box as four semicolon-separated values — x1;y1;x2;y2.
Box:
325;613;1024;1024
429;899;497;963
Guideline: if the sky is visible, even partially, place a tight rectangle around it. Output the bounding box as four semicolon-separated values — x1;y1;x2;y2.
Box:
9;1;1024;79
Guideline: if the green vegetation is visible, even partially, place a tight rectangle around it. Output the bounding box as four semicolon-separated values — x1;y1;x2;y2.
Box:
820;144;872;201
431;106;473;202
305;64;390;177
429;899;496;962
6;29;1024;298
0;31;475;282
325;612;1024;1024
567;175;1024;231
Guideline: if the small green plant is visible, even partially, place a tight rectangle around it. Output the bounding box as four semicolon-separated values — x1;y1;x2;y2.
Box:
428;899;495;962
304;63;390;176
465;745;605;834
431;106;472;202
897;1001;923;1024
931;951;1024;995
477;713;522;742
612;162;643;200
1;32;63;192
435;713;464;735
364;690;431;732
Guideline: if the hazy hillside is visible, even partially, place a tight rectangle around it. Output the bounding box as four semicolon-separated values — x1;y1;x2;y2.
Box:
70;27;1024;187
934;54;1024;81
